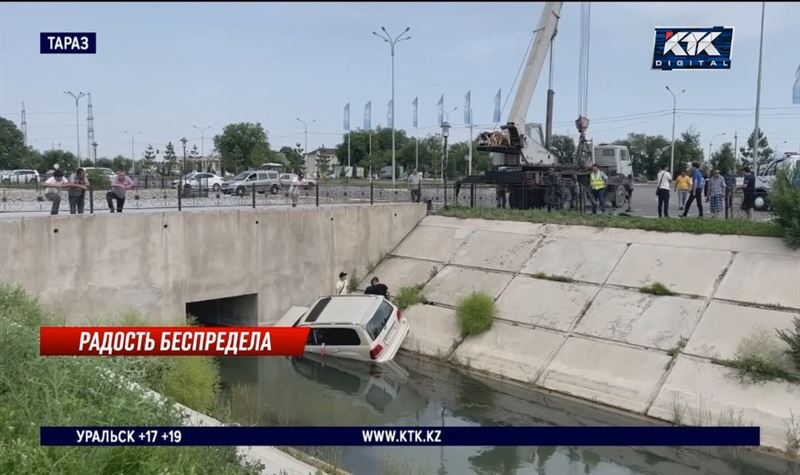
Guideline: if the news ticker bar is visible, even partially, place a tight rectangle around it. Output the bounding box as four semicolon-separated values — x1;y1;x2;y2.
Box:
39;327;309;356
41;426;760;447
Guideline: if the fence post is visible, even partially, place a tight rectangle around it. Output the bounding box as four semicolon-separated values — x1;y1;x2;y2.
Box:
470;183;475;208
177;183;182;211
89;189;94;214
315;181;319;207
251;183;256;209
370;181;374;205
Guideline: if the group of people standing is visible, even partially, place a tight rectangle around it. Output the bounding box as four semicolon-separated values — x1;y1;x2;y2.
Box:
42;168;136;215
335;272;390;299
655;162;756;219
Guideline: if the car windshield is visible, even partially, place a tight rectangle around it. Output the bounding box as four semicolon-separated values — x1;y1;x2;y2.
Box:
232;172;250;180
366;301;394;341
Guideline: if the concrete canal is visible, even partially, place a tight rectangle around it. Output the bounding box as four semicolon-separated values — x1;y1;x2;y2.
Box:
218;354;798;475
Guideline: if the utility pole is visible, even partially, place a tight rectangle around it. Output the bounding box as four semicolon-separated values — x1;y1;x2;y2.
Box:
373;26;411;185
92;141;98;163
709;133;726;162
752;1;766;182
87;93;94;168
296;117;314;175
734;131;738;167
123;131;141;174
64;91;87;167
665;86;685;176
21;102;27;147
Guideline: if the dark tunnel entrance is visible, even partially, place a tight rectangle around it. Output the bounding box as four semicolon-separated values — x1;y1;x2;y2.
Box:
186;294;258;326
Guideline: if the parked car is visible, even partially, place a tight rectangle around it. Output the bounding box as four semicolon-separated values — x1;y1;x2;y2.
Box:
220;170;281;195
82;167;116;181
174;172;224;191
1;169;39;185
290;295;409;363
279;173;316;189
751;153;800;210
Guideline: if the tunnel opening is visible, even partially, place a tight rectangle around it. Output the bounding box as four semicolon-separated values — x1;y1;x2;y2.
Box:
186;294;258;327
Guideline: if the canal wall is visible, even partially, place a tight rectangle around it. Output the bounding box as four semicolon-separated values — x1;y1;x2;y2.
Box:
0;204;427;325
363;215;800;453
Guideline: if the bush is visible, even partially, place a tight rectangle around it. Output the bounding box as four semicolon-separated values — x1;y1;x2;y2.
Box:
0;284;261;474
717;328;799;384
770;168;800;249
777;317;800;371
456;292;496;337
639;282;676;296
394;285;425;310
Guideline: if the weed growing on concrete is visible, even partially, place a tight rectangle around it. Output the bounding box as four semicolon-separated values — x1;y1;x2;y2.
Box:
716;328;800;384
348;268;359;293
456;292;496;337
785;409;800;458
716;407;746;427
429;265;440;281
777;316;800;372
668;337;689;359
395;284;425;310
639;282;677;296
532;272;576;283
670;396;687;426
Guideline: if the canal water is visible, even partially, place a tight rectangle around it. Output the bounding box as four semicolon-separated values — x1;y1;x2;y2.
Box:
217;353;799;475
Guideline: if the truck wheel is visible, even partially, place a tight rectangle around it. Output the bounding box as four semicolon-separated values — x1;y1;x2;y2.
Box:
609;185;624;208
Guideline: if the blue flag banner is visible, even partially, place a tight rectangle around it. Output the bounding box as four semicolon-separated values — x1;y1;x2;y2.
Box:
437;94;444;126
343;103;350;132
364;101;371;130
464;91;471;125
494;89;501;123
41;426;760;447
387;100;394;128
412;97;418;128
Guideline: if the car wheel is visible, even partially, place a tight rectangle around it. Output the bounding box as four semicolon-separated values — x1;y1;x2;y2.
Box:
235;186;245;196
270;184;280;195
753;192;769;211
212;183;220;192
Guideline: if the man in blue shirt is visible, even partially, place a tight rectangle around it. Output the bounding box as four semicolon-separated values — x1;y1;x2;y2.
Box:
680;162;705;218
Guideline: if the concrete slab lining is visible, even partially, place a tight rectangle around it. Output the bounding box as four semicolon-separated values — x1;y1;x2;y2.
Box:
607;243;731;297
539;336;672;413
684;301;799;361
495;275;598;331
357;257;440;292
714;252;800;310
401;304;462;358
648;356;800;451
451;230;542;273
575;288;705;351
392;225;473;263
521;239;628;284
423;266;513;307
452;322;565;384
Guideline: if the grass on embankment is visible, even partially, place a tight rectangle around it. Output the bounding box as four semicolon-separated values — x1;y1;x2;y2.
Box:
438;205;784;239
0;284;263;475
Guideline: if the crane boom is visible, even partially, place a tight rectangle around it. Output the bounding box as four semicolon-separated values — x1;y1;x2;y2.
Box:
507;2;563;128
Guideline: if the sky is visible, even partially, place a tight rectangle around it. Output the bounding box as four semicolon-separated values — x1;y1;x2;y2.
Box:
1;1;799;163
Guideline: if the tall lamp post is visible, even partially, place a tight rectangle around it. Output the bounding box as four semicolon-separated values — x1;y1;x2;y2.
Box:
180;137;188;181
193;125;211;170
665;86;686;176
64;91;87;167
373;26;411;185
92;141;98;164
441;121;451;207
123;130;141;174
709;132;726;162
296;117;315;175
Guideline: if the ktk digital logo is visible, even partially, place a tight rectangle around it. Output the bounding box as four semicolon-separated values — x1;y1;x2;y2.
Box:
40;33;96;54
652;27;733;71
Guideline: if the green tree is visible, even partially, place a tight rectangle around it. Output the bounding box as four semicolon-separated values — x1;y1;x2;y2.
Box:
614;133;670;179
279;144;305;174
190;144;201;171
667;128;705;174
0;116;30;169
213;122;272;173
711;142;736;174
96;157;113;169
739;128;774;170
163;142;177;174
111;155;132;172
550;134;577;165
143;145;156;171
35;150;77;173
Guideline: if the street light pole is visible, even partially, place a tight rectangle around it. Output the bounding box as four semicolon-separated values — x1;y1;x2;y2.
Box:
709;132;726;162
441;121;451;206
92;141;98;164
123;130;141;174
752;1;766;181
373;26;411;185
296;117;315;175
665;86;685;177
180;137;188;179
64;91;87;167
193;125;211;170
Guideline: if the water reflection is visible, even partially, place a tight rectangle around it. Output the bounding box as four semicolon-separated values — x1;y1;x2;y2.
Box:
217;354;798;475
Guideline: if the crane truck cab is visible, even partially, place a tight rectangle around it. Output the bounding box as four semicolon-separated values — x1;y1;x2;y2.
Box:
591;144;634;209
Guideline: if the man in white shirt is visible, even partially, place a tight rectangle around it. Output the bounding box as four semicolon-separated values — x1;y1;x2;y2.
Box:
656;163;672;218
43;169;68;215
335;272;350;295
408;169;421;203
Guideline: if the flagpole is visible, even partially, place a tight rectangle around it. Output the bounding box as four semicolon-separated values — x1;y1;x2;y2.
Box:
347;132;351;177
468;108;473;175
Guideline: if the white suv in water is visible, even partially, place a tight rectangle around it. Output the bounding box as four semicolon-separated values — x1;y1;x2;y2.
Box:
291;295;409;363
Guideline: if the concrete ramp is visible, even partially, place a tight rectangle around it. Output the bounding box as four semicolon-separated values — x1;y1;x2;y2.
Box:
423;266;512;307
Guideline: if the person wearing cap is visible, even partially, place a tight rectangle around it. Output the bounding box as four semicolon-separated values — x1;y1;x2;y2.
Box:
335;272;350;295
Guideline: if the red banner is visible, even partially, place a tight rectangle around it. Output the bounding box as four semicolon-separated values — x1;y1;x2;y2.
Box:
40;327;310;357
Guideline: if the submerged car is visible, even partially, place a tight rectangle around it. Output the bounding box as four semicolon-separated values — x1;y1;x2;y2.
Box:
290;295;409;363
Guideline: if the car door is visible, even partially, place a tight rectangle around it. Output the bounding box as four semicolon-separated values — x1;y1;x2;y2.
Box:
304;326;366;361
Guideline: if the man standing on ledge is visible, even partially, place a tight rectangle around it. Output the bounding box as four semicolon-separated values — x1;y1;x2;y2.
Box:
335;272;349;295
107;169;136;213
408;168;421;203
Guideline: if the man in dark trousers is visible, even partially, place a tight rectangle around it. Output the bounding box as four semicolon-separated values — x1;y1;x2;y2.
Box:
680;162;705;218
364;277;390;299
